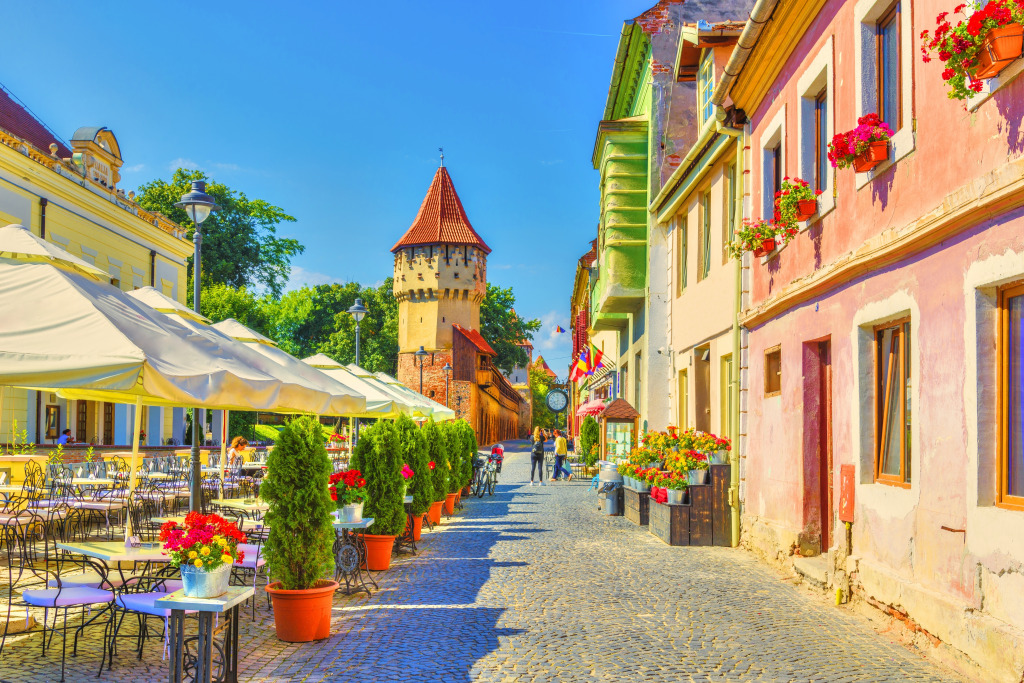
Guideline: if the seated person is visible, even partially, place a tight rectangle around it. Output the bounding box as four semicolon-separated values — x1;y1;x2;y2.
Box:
228;436;249;467
57;429;75;445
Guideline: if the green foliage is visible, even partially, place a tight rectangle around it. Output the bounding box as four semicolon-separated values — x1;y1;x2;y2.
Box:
580;416;600;467
261;416;335;590
136;168;304;298
422;420;449;502
84;446;95;464
3;420;34;456
394;415;433;516
200;283;270;332
441;422;464;494
349;420;406;536
480;284;541;374
457;420;478;487
253;424;281;443
46;444;64;467
529;365;558;430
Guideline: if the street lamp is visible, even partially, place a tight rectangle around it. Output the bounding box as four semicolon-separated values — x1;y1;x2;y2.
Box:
415;346;429;395
348;298;368;444
442;362;452;407
175;180;220;513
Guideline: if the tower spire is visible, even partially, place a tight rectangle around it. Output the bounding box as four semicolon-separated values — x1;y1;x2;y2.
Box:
439;146;444;167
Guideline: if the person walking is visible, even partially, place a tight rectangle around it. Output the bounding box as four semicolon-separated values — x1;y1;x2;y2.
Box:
530;427;546;486
550;429;573;482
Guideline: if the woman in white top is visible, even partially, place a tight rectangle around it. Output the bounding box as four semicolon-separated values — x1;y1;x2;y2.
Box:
227;436;249;467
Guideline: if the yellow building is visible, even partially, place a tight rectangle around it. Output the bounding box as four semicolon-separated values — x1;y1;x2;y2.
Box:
0;87;193;448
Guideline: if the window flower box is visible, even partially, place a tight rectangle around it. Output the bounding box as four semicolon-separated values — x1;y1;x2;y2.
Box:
974;23;1024;77
752;238;777;258
852;140;890;173
829;114;893;172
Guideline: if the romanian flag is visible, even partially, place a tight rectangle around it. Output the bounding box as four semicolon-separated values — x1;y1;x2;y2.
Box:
554;325;566;334
588;342;605;374
569;347;589;382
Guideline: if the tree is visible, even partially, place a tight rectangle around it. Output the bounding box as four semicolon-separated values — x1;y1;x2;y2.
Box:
136;168;304;298
316;279;398;373
422;420;449;502
261;415;335;589
529;365;558;430
480;283;540;374
395;415;433;516
199;283;271;333
349;420;405;536
580;416;600;467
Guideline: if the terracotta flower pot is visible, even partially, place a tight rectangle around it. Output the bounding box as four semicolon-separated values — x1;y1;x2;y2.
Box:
411;513;424;541
752;237;777;258
462;485;472;496
795;199;817;221
973;24;1024;79
443;492;457;515
265;580;338;642
362;534;396;571
852;140;889;173
427;500;443;524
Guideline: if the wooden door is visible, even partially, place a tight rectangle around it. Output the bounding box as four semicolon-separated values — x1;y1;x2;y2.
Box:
695;346;711;432
818;341;834;550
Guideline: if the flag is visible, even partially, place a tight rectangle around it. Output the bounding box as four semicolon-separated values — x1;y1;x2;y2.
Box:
571;347;590;381
569;360;584;383
554;325;566;334
588;342;604;373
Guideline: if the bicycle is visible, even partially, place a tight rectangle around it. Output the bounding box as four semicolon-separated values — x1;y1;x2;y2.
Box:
475;455;498;498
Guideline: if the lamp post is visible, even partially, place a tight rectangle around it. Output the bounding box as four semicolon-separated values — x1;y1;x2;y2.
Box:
347;298;367;444
442;362;452;408
415;346;429;395
175;180;220;513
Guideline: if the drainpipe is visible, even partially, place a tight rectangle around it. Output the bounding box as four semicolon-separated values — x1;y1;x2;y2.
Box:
39;197;48;239
730;129;745;549
710;0;781;109
150;249;157;287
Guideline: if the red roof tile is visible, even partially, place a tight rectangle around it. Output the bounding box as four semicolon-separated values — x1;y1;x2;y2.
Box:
391;167;491;254
453;324;497;356
0;87;72;158
579;239;597;267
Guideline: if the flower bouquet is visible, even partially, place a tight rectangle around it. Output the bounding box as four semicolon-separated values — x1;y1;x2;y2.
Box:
159;511;246;598
683;450;710;486
733;218;782;258
656;471;689;504
828;114;893;172
775;177;823;226
328;432;348;446
329;468;368;523
921;1;1024;99
400;463;415;499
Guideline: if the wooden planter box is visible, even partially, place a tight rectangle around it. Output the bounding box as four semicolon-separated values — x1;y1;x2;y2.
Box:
649;498;689;546
646;464;732;547
623;487;650;526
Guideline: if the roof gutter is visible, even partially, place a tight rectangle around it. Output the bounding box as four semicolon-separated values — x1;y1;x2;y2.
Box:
709;0;781;109
603;21;638;121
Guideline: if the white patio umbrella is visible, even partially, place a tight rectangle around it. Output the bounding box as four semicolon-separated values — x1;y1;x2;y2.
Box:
345;364;436;418
301;354;413;418
371;369;457;421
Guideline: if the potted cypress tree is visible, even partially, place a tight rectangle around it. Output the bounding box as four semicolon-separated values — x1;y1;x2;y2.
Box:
441;422;461;515
350;420;405;570
423;420;448;524
396;415;431;542
262;415;338;642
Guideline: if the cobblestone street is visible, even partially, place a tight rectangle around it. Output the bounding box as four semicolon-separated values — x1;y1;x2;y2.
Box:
1;441;965;682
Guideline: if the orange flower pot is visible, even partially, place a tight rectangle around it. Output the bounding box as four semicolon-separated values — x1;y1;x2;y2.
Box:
462;485;472;496
752;238;776;258
265;580;338;642
852;140;889;173
411;513;424;541
795;199;817;221
427;500;443;524
974;24;1024;79
444;492;457;516
362;534;395;571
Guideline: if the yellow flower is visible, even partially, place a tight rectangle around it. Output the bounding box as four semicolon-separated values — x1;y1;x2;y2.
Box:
221;555;233;565
219;539;227;546
188;550;198;559
200;547;211;556
193;559;203;568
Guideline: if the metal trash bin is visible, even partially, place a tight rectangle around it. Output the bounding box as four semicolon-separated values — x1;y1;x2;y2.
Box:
596;481;623;516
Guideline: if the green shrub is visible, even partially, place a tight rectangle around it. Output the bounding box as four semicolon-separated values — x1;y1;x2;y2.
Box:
261;415;335;590
395;415;432;516
580;416;600;467
422;420;448;502
442;422;463;494
350;420;405;536
458;420;477;487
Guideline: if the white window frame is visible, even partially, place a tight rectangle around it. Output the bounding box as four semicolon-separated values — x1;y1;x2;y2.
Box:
850;291;920;512
698;51;715;126
853;0;915;190
758;104;786;260
797;35;836;229
965;2;1024;110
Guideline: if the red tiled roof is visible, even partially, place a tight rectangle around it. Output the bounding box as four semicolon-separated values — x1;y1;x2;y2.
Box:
579;239;597;267
391;167;491;254
453;324;497;356
533;355;557;379
0;87;72;158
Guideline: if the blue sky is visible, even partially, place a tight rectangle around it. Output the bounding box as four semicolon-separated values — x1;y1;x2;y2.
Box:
3;1;653;372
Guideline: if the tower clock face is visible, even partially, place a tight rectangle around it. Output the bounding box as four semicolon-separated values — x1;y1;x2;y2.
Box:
546;389;568;413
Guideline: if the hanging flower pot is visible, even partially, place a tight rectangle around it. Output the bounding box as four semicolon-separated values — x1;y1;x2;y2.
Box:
795;199;818;221
852;140;889;173
752;238;777;258
427;500;443;524
974;23;1024;78
362;534;396;571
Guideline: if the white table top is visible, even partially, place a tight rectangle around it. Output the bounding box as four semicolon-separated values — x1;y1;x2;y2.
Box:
142;472;172;480
334;517;374;530
71;478;117;486
404;495;413;504
156;585;255;613
0;484;23;493
152;516;188;525
213;498;268;512
57;540;167;563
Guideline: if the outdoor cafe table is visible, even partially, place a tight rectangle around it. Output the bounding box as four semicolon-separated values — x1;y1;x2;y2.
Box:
70;477;117;486
332;517;377;596
56;540;168;585
396;495;416;555
153;516;188;525
157;585;253;683
213;498;268;514
0;483;22;502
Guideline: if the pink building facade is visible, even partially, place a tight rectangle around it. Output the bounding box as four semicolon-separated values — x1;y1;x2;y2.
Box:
725;0;1024;677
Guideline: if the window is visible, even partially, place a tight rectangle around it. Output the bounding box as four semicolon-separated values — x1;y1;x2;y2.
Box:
876;2;902;132
720;354;734;441
634;352;642;414
678;216;688;294
698;52;714;125
699;192;712;281
874;318;911;485
814;91;829;194
723;164;736;264
677;370;688;428
999;283;1024;509
771;145;782;198
620;363;629;402
760;105;786;221
764;346;782;397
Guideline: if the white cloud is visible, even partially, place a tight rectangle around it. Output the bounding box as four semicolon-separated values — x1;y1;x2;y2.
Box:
211;162;241;171
121;163;145;173
534;310;571;372
168;158;202;171
286;265;339;290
